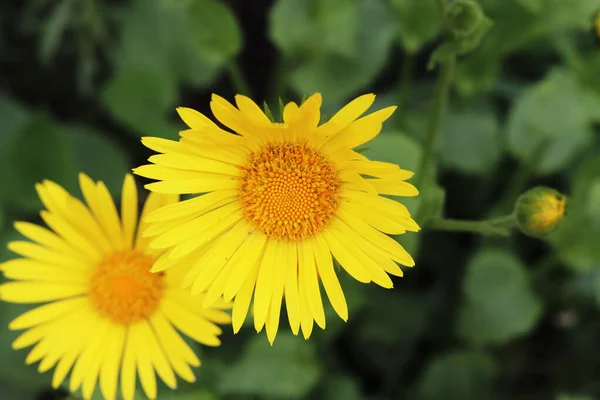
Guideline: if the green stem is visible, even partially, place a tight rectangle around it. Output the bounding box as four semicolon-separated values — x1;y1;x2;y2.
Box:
428;215;515;236
415;54;456;225
416;54;455;189
396;53;414;109
227;62;252;97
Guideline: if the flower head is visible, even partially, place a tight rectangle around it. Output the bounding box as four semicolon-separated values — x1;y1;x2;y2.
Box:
0;174;231;400
516;186;567;237
134;93;419;343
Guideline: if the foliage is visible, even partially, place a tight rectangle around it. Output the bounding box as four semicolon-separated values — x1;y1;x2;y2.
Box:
1;0;600;399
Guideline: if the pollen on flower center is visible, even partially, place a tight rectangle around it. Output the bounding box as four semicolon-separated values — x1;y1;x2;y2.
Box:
89;250;165;324
239;142;341;241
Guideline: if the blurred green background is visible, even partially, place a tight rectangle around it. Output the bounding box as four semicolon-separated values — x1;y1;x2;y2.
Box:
1;0;600;399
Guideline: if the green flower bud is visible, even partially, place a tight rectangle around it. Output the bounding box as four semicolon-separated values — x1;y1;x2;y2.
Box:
444;0;485;39
515;186;567;238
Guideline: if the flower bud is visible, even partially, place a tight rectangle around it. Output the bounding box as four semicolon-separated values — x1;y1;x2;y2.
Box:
515;186;567;238
444;0;485;39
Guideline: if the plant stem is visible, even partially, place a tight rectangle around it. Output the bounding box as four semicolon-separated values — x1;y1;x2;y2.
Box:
397;53;414;109
428;215;515;236
416;54;455;190
227;61;252;97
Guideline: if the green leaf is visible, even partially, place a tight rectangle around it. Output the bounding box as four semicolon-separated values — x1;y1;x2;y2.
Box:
455;0;600;96
289;0;397;103
322;272;367;338
506;69;598;174
0;96;30;150
456;250;543;345
317;375;363;400
269;0;315;55
0;113;76;212
390;0;441;53
438;102;501;175
0;302;53;394
0;230;25;263
549;155;600;271
40;0;74;64
418;351;496;400
150;389;218;400
116;0;220;88
358;291;429;345
0;111;130;213
557;395;596;400
187;0;242;65
270;0;359;58
365;131;422;213
586;179;600;229
516;0;543;13
218;333;322;399
353;291;430;373
62;125;131;196
314;0;360;58
418;183;446;225
101;66;178;138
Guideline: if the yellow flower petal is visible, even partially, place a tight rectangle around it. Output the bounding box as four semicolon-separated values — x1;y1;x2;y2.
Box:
121;174;138;249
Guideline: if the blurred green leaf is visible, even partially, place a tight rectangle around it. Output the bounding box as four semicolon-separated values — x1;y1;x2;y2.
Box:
0;113;76;212
438;103;500;175
270;0;359;58
365;131;423;254
557;395;596;400
269;0;314;55
418;351;496;400
365;131;422;213
116;0;220;88
0;230;24;263
187;0;242;65
101;66;178;138
0;96;30;150
317;375;362;400
219;333;322;399
0;110;130;212
456;250;543;345
147;389;217;400
322;272;367;338
0;302;52;395
418;183;446;225
40;0;74;64
506;69;599;174
288;0;397;103
358;291;429;345
586;179;600;229
314;0;359;58
353;291;430;374
62;125;131;196
516;0;543;13
549;155;600;271
456;0;600;96
390;0;441;53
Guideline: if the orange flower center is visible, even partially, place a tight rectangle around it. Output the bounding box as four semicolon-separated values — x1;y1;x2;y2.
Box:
239;142;341;241
89;250;165;324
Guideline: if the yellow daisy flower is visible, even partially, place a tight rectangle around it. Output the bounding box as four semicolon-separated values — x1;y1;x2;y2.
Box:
0;174;231;400
134;93;420;343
